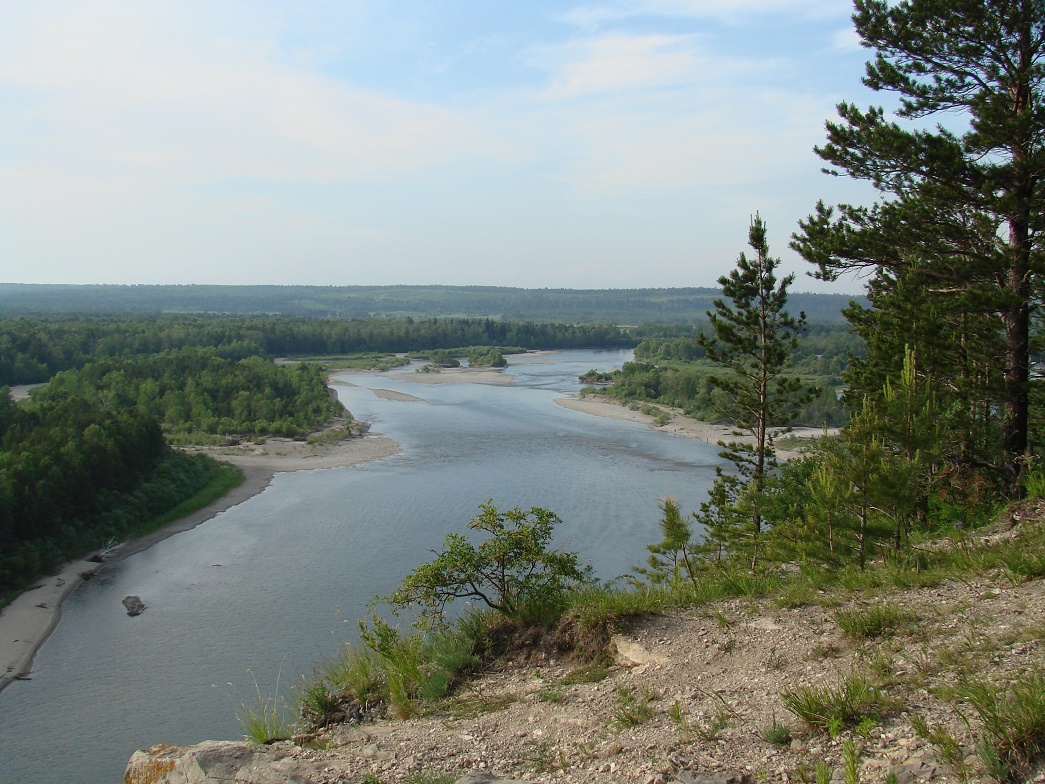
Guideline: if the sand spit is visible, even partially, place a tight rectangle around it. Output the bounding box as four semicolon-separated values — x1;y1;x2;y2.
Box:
371;389;426;402
555;394;836;460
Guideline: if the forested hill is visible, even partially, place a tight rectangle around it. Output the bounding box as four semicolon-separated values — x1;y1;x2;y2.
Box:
0;284;863;324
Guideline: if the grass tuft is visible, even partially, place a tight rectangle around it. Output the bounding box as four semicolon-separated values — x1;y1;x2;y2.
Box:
233;667;294;744
759;717;794;746
833;604;913;640
781;672;892;733
612;684;657;728
960;670;1045;781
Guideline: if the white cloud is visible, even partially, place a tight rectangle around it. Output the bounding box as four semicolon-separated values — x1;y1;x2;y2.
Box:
0;2;521;189
560;0;847;28
515;31;826;195
831;25;862;52
535;34;706;98
0;1;867;289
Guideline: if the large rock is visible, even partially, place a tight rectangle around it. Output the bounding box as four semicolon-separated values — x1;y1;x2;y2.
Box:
123;595;146;616
610;634;669;666
124;741;325;784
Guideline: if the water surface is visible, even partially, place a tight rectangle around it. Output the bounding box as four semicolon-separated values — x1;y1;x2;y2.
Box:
0;349;723;784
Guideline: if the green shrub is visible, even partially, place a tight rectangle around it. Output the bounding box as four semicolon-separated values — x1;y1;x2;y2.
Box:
387;504;592;629
324;645;387;709
294;679;340;729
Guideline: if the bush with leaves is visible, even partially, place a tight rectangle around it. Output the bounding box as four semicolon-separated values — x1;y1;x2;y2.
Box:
387;503;592;629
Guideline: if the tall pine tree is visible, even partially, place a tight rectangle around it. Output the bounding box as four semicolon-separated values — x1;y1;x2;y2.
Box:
699;215;813;568
792;0;1045;493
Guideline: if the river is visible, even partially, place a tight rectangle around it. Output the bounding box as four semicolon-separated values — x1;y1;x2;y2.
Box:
0;349;724;783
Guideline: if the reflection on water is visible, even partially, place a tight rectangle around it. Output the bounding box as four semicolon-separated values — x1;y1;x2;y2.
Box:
0;350;723;784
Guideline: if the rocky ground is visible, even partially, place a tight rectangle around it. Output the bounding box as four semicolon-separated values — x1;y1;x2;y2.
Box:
129;513;1045;784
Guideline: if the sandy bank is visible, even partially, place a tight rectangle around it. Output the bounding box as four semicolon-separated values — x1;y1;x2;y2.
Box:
555;393;836;460
0;433;399;695
188;433;399;471
7;383;46;401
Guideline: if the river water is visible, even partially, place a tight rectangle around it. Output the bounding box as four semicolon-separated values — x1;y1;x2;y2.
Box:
0;349;723;784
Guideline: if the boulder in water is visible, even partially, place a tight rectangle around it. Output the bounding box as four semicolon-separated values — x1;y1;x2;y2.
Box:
122;595;146;616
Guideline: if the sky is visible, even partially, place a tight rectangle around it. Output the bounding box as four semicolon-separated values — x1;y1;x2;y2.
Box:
0;0;883;292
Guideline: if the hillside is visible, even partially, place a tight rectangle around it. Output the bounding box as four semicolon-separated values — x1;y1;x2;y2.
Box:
127;503;1045;784
0;284;863;325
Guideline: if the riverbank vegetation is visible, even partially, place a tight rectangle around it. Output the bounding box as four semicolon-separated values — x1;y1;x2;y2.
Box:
0;387;236;593
33;347;342;439
584;334;854;428
0;312;634;593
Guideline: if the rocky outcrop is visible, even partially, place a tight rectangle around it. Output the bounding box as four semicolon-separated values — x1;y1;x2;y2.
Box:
124;741;328;784
124;742;538;784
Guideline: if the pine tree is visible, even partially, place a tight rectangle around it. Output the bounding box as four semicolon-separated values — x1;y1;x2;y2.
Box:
792;0;1045;493
842;268;1002;475
699;214;814;568
631;497;699;587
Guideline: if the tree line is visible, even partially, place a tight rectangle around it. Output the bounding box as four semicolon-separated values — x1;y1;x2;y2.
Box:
0;284;862;324
0;315;633;386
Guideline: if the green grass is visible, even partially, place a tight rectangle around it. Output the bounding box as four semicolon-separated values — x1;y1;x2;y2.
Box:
781;672;893;733
323;645;387;709
611;684;657;728
560;662;610;686
911;713;968;779
775;579;818;608
833;604;914;640
759;717;794;746
961;670;1045;781
235;675;295;745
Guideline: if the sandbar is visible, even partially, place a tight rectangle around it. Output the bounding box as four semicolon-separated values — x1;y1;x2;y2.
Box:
370;388;426;402
555;393;836;460
387;367;514;385
0;432;399;695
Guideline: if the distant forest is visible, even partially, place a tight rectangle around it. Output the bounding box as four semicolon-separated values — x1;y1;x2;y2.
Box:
0;315;634;386
0;283;863;324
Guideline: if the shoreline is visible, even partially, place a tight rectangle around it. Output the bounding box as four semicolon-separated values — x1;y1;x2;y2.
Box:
0;433;400;696
555;393;836;460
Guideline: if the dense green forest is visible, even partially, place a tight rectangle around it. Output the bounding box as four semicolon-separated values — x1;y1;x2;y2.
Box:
33;348;343;440
0;391;234;592
0;314;633;386
0;312;641;594
0;283;862;324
